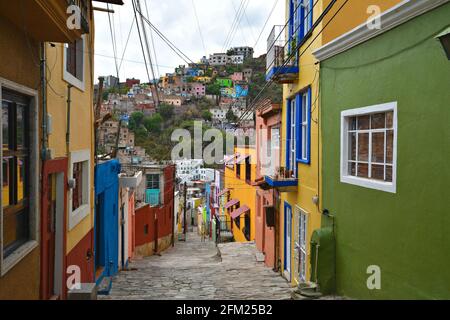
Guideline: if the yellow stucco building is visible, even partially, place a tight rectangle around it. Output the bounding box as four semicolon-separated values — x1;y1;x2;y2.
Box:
265;0;401;287
223;146;257;242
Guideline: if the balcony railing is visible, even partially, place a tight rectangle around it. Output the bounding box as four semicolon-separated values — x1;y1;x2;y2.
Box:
264;167;298;192
266;25;299;83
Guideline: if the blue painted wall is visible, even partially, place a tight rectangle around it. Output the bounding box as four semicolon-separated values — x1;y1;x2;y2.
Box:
94;159;121;284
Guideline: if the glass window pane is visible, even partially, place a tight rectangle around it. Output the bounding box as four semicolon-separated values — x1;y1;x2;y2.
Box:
357;115;370;130
371;113;385;129
386;111;394;128
348;132;356;161
349;117;357;131
357;163;369;178
2;102;9;150
3;208;29;258
358;133;369;161
2;157;12;207
73;162;83;210
371;164;384;180
17;104;25;149
386;130;394;164
18;157;27;202
385;165;393;182
348;162;356;176
372;132;385;163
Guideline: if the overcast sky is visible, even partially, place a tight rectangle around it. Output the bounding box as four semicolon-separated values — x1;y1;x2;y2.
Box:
93;0;285;82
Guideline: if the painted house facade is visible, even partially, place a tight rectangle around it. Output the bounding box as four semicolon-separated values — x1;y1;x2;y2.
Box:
223;146;257;243
313;0;450;299
265;0;401;288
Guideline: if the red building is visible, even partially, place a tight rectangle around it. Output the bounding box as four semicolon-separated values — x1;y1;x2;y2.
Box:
254;102;282;268
126;78;140;88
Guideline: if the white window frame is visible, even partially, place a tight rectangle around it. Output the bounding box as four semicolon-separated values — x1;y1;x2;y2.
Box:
63;35;86;92
68;149;91;230
290;99;297;177
340;102;397;193
302;0;312;35
300;91;309;161
0;77;39;276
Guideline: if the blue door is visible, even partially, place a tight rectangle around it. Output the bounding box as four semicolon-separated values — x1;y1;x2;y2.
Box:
284;202;292;280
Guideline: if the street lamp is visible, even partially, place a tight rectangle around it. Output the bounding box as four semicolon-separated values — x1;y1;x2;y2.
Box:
436;27;450;60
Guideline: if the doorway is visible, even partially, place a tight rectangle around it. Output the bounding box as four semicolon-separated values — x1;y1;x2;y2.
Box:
40;159;67;300
284;202;292;281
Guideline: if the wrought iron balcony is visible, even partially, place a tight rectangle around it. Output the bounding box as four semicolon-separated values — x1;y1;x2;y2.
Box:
266;25;299;83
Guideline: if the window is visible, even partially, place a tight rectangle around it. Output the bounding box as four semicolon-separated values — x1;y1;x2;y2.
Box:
302;0;313;36
64;36;85;91
69;150;90;230
298;207;307;282
288;98;297;177
146;174;160;190
236;162;241;178
341;102;397;193
1;78;38;275
2;89;30;258
245;156;251;183
297;89;311;163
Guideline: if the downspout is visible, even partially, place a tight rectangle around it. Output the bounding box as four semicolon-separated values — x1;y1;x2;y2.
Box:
66;85;72;155
40;43;49;159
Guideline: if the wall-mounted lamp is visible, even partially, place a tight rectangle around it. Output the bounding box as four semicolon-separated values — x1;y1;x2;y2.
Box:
436;27;450;60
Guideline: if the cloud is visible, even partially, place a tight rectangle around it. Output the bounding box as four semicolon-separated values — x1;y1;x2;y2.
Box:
93;0;285;83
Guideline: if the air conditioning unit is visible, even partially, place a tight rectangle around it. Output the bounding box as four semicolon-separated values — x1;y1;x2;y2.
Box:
264;206;275;227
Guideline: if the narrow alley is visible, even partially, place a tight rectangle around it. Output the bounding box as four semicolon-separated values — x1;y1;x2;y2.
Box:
100;231;291;300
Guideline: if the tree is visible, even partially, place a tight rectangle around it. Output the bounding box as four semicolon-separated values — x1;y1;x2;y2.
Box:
202;110;213;122
158;103;174;120
128;111;144;131
226;108;238;123
144;113;163;133
206;83;221;96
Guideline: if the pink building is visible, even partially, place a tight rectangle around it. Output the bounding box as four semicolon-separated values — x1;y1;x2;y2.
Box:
190;82;206;97
231;72;244;82
254;101;281;268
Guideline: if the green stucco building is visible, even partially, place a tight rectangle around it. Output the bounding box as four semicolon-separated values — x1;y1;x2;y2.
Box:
314;0;450;299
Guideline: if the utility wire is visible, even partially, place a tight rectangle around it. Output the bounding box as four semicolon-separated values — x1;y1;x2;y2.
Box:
135;0;160;105
222;0;246;52
144;0;161;77
135;5;196;65
191;0;207;57
238;0;347;124
253;0;280;48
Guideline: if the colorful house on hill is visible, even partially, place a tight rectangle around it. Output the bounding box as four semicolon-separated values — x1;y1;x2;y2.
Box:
265;0;401;289
313;0;450;299
216;78;233;88
223;147;257;242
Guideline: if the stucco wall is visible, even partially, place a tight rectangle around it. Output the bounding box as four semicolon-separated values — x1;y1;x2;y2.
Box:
320;4;450;299
0;16;41;300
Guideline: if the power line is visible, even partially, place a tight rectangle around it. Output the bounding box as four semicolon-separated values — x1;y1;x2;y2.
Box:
106;3;120;83
225;0;250;51
222;0;246;52
134;4;196;65
144;0;161;77
191;0;207;57
238;0;348;124
253;0;280;48
135;0;160;105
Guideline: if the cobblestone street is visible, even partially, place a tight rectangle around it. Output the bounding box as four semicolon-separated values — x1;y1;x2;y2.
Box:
100;231;291;300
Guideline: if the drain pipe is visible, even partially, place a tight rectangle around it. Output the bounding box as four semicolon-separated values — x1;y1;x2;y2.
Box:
40;43;49;159
66;85;73;155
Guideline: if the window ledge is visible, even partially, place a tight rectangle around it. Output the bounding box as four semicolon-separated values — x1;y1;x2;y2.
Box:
341;175;396;194
69;204;90;231
1;240;38;277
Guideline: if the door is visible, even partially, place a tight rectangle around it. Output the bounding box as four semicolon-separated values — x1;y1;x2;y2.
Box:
120;204;125;269
284;202;292;280
40;159;67;300
294;206;308;284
